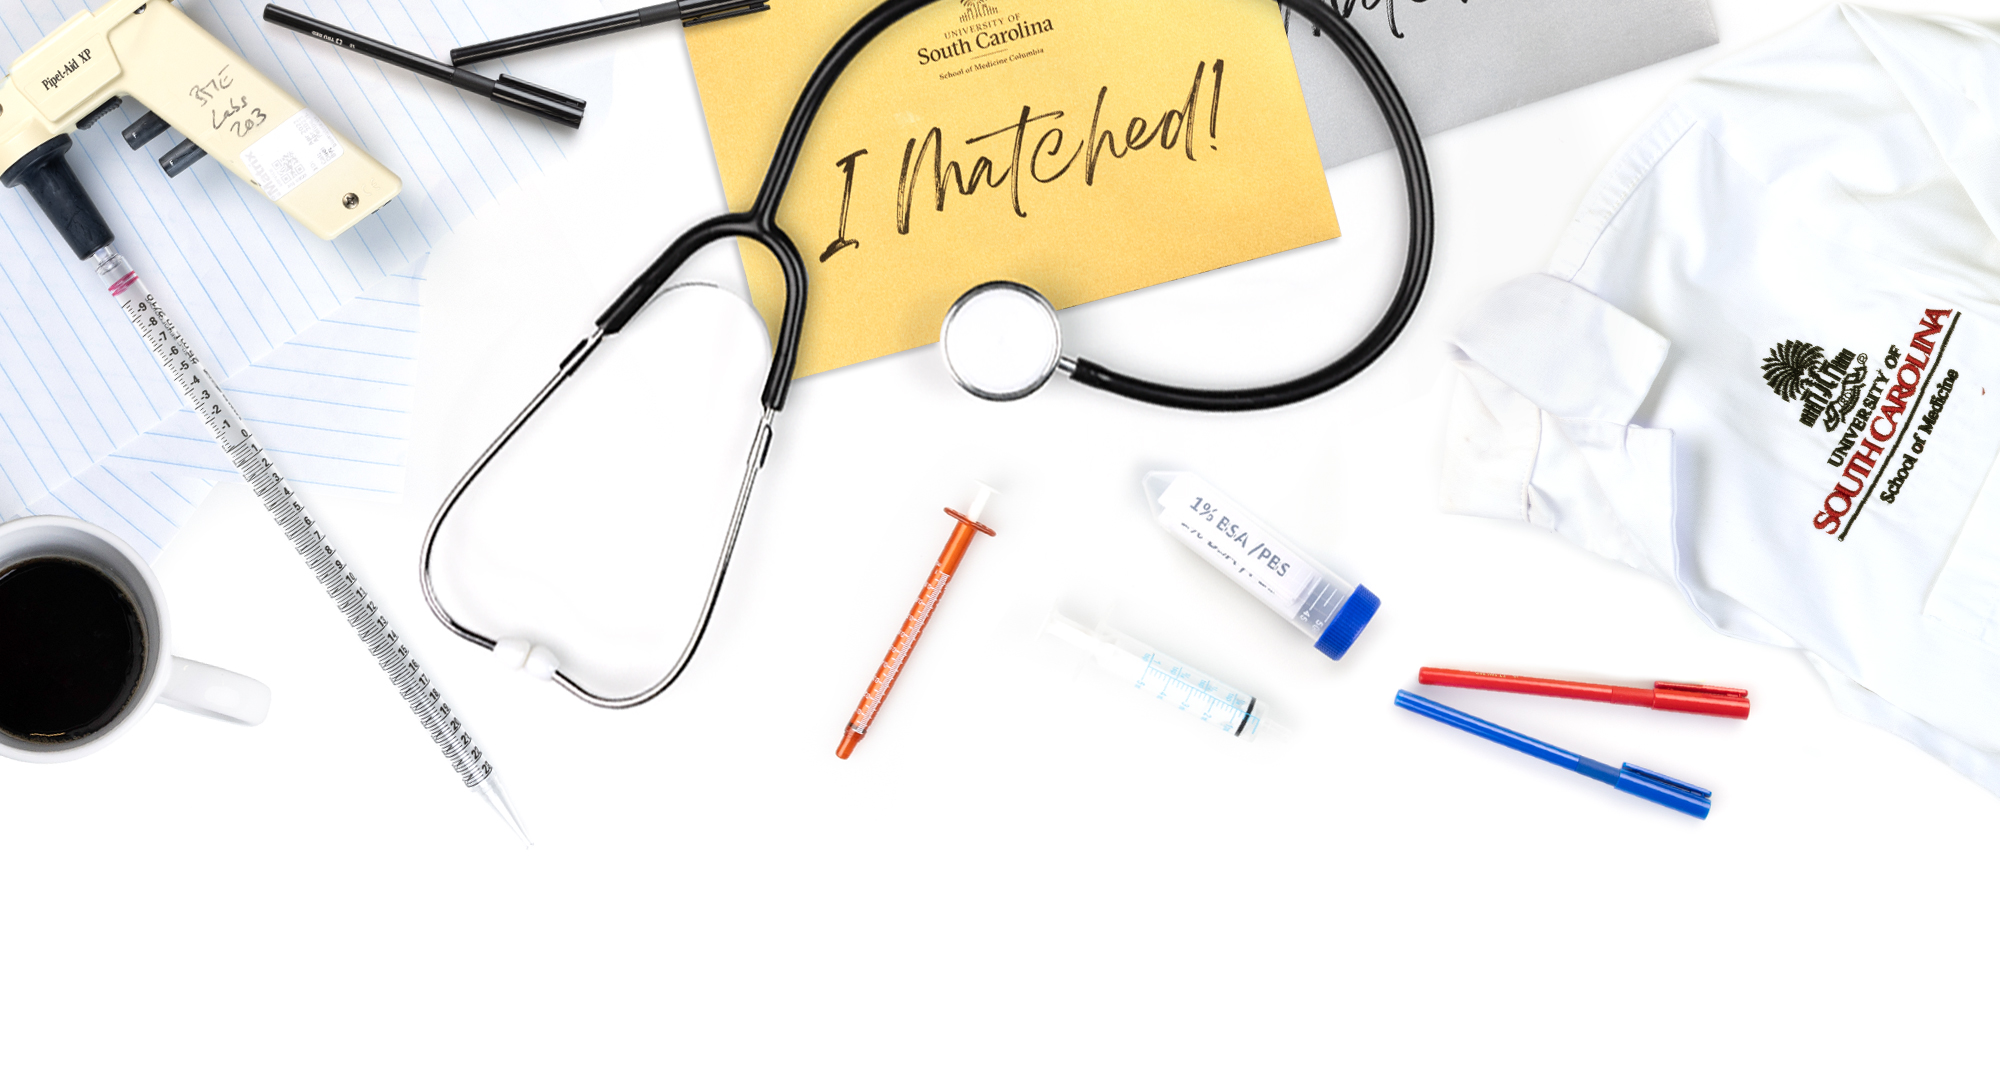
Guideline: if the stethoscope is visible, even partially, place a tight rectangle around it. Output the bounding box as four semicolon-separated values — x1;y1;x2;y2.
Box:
420;0;1435;708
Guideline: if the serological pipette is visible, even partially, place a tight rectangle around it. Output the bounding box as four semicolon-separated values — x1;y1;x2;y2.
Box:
92;246;528;844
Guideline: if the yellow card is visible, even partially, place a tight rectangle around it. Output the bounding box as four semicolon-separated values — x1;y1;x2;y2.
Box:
684;0;1339;378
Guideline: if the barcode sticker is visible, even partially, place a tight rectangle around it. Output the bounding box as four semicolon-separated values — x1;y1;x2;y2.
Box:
240;110;344;202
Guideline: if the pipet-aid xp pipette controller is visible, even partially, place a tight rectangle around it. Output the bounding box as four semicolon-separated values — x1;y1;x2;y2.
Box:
1;4;526;841
1145;472;1379;661
2;0;400;242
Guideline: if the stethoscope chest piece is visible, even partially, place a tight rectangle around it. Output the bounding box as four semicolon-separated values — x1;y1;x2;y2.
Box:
940;281;1069;401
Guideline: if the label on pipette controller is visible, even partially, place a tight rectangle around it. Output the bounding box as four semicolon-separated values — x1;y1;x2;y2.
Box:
241;109;344;201
1155;474;1313;610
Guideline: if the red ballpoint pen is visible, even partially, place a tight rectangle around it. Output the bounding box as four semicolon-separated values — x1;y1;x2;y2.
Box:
1417;667;1751;719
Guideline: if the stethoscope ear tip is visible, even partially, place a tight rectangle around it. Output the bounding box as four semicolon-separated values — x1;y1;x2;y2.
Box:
493;637;561;681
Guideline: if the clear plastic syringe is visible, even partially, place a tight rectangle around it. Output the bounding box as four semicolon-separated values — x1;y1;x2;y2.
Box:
1042;611;1268;739
92;246;527;844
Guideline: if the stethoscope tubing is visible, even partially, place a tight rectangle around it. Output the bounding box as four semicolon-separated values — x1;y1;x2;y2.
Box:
418;285;772;710
1068;0;1434;409
422;0;1435;707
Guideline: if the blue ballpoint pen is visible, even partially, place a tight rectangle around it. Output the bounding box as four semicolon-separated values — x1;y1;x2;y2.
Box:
1393;691;1712;819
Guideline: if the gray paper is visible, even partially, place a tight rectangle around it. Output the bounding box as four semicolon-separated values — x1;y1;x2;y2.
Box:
1286;0;1719;168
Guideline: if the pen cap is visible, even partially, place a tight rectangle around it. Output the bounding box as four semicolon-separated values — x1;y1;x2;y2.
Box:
1143;472;1377;660
1615;764;1712;819
488;75;587;129
1651;682;1753;719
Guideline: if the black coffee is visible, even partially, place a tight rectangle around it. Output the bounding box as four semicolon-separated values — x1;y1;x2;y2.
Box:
0;557;146;744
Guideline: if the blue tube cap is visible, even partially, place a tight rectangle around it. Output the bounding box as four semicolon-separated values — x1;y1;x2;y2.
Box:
1313;584;1380;661
1615;763;1712;819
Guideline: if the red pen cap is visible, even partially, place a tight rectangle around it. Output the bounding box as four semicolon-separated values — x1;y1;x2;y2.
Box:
1650;681;1751;719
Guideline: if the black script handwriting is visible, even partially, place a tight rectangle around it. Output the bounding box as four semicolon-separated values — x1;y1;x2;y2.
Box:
1285;0;1472;41
229;107;269;140
212;95;251;131
1208;57;1224;144
820;150;868;263
188;65;236;106
862;60;1221;245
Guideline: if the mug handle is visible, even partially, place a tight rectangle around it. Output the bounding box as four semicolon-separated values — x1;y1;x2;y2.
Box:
159;657;272;726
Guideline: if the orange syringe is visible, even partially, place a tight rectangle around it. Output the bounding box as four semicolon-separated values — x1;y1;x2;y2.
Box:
836;484;997;759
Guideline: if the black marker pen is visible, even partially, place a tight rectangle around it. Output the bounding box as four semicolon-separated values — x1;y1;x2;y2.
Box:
262;5;586;129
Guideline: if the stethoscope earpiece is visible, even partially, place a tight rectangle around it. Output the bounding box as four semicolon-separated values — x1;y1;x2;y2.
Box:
939;282;1070;402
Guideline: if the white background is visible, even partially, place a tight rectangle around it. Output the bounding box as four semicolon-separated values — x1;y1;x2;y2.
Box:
8;1;2000;1077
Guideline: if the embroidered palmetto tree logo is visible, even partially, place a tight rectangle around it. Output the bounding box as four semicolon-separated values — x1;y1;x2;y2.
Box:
1761;339;1867;431
1762;340;1823;401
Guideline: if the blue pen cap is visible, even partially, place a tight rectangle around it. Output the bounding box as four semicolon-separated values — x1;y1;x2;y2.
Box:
1313;584;1380;661
1615;763;1713;819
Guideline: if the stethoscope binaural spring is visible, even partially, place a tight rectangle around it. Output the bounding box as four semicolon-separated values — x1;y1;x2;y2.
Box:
420;0;1435;708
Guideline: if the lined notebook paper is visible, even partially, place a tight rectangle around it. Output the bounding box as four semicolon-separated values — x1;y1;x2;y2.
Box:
27;259;426;558
0;0;597;558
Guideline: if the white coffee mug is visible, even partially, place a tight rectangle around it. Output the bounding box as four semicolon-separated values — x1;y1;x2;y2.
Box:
0;516;269;763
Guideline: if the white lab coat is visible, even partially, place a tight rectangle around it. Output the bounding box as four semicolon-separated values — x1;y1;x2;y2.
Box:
1444;6;2000;793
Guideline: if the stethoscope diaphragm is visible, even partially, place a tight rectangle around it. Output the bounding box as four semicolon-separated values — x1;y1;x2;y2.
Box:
938;282;1069;401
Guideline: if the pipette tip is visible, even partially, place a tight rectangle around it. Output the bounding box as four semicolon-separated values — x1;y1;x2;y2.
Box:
477;775;533;847
836;731;861;760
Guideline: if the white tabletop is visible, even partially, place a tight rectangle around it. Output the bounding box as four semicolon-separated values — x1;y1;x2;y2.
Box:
12;2;2000;1076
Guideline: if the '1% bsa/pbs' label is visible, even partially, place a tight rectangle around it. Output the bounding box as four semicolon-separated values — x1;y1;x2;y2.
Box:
1155;474;1313;612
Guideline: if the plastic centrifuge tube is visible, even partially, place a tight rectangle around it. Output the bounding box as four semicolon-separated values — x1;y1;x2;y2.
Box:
1144;471;1379;661
1042;612;1268;739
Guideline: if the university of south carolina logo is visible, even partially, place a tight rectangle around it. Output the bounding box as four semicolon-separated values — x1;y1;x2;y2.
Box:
1763;308;1963;539
920;0;1054;67
1760;339;1867;432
